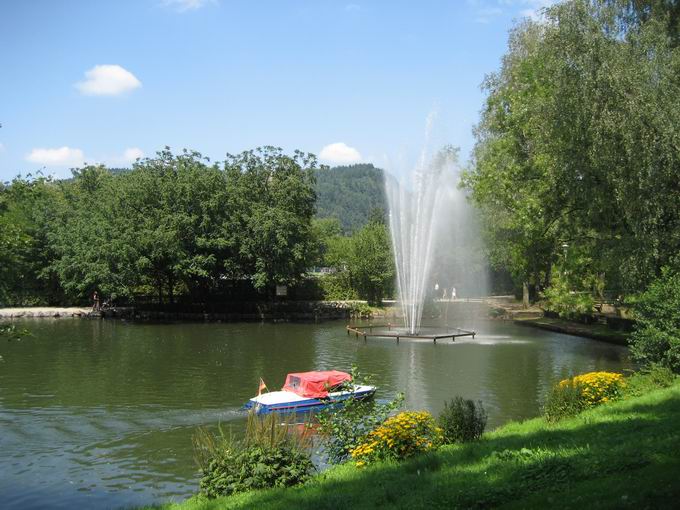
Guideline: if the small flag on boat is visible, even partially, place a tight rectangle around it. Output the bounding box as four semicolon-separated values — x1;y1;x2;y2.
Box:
258;378;269;396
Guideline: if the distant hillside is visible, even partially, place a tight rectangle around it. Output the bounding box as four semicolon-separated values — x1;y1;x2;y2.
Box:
314;164;386;233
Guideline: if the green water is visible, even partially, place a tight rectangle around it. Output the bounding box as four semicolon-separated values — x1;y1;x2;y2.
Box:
0;310;631;509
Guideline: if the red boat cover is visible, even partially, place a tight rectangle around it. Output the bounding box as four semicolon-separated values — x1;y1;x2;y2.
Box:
282;370;352;398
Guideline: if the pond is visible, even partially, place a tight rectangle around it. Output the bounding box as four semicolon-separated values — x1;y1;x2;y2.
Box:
0;305;631;509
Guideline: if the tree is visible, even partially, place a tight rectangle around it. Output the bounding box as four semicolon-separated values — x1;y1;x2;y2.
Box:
462;20;560;305
50;165;134;301
226;147;319;293
347;220;394;305
464;0;680;304
311;217;343;267
629;268;680;372
50;147;319;303
0;176;64;305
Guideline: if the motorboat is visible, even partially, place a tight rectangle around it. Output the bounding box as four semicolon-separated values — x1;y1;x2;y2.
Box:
244;370;376;413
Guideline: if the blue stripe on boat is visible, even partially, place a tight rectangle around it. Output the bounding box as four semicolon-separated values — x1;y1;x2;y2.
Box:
244;388;375;414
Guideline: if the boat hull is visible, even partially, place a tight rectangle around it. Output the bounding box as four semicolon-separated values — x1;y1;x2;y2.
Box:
244;385;376;414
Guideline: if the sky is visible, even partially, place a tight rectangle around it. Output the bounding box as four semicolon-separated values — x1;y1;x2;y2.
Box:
0;0;556;181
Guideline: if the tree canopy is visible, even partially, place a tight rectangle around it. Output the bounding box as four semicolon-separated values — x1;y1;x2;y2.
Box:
463;0;680;300
1;147;320;305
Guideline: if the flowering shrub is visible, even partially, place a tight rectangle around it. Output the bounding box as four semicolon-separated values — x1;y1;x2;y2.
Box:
350;411;443;466
315;388;403;464
562;371;625;407
545;371;625;422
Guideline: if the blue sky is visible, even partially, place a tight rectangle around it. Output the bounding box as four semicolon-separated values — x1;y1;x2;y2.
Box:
0;0;555;181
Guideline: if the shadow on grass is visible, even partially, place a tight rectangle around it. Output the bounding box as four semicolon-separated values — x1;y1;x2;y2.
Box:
199;390;680;509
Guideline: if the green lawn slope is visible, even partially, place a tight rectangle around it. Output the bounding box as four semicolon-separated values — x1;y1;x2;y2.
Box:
154;381;680;509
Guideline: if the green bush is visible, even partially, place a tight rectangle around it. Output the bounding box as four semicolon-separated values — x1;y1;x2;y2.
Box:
541;272;594;319
437;397;487;444
316;391;403;464
623;365;676;399
318;272;357;301
349;302;373;319
193;412;314;499
543;379;587;423
629;268;680;372
199;444;313;498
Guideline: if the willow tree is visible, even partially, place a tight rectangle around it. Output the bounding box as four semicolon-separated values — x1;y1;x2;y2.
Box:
462;19;559;305
465;0;680;303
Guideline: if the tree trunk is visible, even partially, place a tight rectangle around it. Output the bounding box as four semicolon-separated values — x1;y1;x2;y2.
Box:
157;279;163;306
544;264;552;289
532;271;541;303
168;273;175;305
522;281;530;309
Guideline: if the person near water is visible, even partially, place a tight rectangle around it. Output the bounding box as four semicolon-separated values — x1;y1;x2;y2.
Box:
92;290;100;311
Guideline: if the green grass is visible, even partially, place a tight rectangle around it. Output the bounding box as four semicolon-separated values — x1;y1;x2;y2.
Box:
149;381;680;509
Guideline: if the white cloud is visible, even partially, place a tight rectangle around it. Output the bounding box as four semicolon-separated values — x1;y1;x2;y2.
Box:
27;146;85;167
319;142;362;164
161;0;216;12
122;147;144;162
76;65;141;96
0;142;5;153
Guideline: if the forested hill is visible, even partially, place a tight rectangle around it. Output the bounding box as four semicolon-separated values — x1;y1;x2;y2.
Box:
314;163;386;233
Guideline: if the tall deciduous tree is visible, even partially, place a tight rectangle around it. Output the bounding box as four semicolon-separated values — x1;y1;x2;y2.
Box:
465;0;680;302
0;176;64;305
225;147;318;292
347;220;395;305
49;147;319;303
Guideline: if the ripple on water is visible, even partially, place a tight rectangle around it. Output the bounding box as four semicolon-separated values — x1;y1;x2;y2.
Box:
0;318;632;509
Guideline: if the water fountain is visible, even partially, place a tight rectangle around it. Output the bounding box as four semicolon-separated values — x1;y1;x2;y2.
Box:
385;147;453;334
347;114;487;342
346;145;479;343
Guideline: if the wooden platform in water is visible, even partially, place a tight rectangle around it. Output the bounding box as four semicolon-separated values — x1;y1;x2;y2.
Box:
346;323;476;342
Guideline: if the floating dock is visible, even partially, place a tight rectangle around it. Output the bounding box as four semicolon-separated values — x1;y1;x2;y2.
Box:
346;323;476;343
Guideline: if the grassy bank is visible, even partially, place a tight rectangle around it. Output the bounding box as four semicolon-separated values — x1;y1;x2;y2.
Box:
151;381;680;509
515;317;629;345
